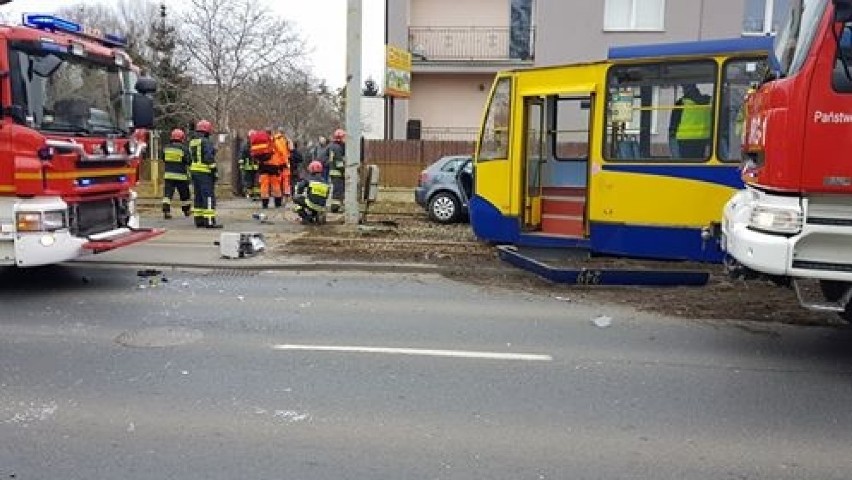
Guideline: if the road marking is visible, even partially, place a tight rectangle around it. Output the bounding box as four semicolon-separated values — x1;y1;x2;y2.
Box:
272;344;553;362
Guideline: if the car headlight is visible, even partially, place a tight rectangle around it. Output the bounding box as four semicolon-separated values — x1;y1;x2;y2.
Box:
749;205;802;234
16;212;43;232
42;211;67;231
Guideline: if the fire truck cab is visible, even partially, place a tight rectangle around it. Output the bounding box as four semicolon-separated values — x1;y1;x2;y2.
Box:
722;0;852;317
0;14;162;267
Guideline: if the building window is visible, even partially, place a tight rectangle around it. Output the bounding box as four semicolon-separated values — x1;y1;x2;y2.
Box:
604;0;665;31
743;0;790;35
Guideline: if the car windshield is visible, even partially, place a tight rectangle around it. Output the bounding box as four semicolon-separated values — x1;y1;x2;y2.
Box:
10;46;133;135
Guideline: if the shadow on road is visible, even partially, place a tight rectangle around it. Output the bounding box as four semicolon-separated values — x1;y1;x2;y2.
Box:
0;265;136;292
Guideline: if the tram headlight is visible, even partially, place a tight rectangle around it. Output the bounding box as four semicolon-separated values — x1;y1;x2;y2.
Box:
749;205;802;235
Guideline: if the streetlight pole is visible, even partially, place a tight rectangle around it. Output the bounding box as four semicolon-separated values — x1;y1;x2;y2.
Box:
345;0;363;225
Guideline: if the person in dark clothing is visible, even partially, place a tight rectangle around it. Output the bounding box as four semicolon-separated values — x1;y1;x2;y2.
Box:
189;119;223;228
326;129;346;212
238;132;260;200
161;128;192;219
289;141;304;192
292;160;330;225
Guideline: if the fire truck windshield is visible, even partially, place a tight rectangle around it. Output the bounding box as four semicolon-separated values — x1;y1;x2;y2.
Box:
10;46;132;135
775;0;829;77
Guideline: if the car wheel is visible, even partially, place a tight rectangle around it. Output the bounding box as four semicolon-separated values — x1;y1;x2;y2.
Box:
428;192;460;224
819;280;852;322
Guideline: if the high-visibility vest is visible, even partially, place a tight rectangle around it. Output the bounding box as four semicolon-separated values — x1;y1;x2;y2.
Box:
676;98;711;140
163;145;189;181
305;180;330;211
189;138;213;174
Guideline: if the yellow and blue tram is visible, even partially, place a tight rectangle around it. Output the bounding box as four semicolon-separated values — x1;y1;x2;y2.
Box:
470;37;773;262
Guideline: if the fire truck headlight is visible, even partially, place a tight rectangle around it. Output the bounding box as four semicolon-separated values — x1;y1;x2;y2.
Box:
749;205;803;234
41;211;67;231
15;212;42;232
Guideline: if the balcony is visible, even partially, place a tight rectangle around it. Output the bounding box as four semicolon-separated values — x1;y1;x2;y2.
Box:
408;26;535;65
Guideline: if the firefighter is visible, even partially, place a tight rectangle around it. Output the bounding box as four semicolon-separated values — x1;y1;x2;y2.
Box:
271;128;291;206
327;128;346;212
161;128;192;219
292;160;330;225
188;119;222;228
238;130;260;200
252;129;279;209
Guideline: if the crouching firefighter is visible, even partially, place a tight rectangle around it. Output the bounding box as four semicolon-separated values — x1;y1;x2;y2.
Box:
161;128;192;219
292;160;330;225
189;119;223;228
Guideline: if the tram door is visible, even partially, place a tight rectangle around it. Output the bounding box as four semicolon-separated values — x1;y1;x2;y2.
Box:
522;96;546;231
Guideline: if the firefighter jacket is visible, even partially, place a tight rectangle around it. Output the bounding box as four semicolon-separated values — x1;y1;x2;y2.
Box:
294;173;330;211
189;134;217;175
327;141;346;177
238;144;258;172
162;141;191;181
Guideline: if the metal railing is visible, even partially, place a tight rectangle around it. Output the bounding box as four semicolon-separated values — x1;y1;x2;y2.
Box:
420;127;481;142
408;26;535;62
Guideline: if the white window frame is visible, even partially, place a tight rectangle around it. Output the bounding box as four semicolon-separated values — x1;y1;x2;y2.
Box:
603;0;666;32
742;0;785;36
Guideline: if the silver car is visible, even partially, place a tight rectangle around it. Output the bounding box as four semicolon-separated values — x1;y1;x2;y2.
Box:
414;155;473;224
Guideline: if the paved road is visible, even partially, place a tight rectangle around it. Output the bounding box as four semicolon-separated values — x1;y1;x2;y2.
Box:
1;266;851;479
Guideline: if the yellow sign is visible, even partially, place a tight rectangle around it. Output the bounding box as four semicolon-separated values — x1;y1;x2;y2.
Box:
385;45;411;98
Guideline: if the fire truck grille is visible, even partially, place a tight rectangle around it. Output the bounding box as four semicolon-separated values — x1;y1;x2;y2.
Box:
69;199;129;237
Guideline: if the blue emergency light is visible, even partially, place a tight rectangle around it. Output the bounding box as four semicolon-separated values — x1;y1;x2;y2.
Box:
22;13;128;48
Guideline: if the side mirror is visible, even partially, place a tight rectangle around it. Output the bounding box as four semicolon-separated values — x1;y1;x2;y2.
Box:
131;94;155;129
4;104;27;125
835;0;852;22
134;77;158;95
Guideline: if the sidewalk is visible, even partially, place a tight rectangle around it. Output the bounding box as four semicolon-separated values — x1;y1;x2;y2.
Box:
70;197;442;273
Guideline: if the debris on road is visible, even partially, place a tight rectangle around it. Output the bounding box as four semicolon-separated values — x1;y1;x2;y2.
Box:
592;316;613;328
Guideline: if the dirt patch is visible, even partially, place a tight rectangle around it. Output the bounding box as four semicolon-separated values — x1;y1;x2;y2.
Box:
277;211;844;326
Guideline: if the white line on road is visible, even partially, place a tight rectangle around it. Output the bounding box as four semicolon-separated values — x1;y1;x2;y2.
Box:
272;344;553;362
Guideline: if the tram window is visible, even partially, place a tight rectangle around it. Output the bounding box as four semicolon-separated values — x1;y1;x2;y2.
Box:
604;61;716;162
719;58;767;161
553;96;592;161
478;77;512;161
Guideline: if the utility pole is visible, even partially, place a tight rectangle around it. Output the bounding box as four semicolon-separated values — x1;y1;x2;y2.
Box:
345;0;363;225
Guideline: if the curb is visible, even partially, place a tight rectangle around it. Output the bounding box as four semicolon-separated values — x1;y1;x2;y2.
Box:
65;259;445;275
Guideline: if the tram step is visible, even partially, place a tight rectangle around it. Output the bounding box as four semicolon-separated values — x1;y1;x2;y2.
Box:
542;196;585;216
541;214;584;237
541;186;586;197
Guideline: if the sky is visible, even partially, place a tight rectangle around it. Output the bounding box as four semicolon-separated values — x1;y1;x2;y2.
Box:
3;0;386;89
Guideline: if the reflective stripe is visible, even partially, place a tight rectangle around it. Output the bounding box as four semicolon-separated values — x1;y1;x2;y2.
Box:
163;147;184;163
189;138;212;173
164;172;189;180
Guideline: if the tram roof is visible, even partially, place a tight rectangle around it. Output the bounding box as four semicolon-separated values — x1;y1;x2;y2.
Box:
608;37;774;60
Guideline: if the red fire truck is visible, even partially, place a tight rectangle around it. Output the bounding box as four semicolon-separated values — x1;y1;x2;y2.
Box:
0;14;162;267
722;0;852;317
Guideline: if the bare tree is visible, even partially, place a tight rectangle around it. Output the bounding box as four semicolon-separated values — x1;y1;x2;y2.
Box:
179;0;306;134
231;69;343;143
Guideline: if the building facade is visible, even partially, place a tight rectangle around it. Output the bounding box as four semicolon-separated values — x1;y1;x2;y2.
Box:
385;0;789;140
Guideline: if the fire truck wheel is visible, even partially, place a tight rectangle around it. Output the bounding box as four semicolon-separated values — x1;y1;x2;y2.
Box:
819;280;852;322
